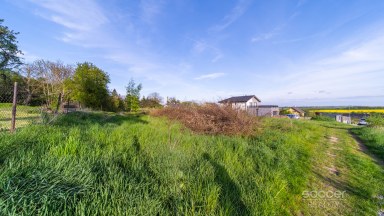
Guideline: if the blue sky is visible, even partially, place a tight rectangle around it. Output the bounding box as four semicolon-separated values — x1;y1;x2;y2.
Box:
1;0;384;106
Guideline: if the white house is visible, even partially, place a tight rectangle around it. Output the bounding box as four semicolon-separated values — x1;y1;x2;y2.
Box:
218;95;260;110
218;95;279;117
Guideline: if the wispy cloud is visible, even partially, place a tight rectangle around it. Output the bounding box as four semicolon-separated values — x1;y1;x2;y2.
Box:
30;0;109;45
251;31;278;43
261;33;384;105
251;12;299;43
251;24;284;43
190;38;224;62
211;0;253;32
296;0;307;8
194;73;225;80
139;0;166;25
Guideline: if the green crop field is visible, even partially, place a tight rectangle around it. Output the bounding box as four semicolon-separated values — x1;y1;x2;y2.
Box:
0;112;383;215
309;109;384;114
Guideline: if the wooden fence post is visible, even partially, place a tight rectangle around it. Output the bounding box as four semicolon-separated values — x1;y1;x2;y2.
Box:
11;82;18;133
55;93;62;114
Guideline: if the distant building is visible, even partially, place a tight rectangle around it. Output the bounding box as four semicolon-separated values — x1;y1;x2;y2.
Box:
336;115;351;124
287;107;305;117
218;95;260;110
218;95;279;117
258;105;280;117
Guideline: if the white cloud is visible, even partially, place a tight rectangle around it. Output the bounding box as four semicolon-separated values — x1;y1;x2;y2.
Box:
194;73;225;80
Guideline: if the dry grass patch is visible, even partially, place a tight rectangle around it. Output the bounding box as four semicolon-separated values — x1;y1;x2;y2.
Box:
151;103;259;136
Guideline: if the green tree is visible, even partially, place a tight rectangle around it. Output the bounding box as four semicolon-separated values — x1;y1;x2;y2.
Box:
125;79;142;112
109;89;125;112
279;108;291;115
0;69;25;103
69;62;110;110
0;19;23;70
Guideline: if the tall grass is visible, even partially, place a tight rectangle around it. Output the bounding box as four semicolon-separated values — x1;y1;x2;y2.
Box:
0;112;327;215
351;126;384;160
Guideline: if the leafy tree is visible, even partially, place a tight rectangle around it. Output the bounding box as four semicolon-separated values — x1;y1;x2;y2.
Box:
109;89;125;112
69;62;110;110
0;69;25;103
0;19;23;70
279;108;291;115
125;79;142;112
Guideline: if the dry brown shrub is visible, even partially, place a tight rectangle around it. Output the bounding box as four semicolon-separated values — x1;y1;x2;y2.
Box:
150;103;259;136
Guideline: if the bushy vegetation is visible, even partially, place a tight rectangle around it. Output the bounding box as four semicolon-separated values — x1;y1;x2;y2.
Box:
151;104;259;136
367;113;384;127
311;115;335;122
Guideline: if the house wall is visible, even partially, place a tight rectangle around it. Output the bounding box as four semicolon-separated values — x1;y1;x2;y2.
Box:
230;98;259;111
257;107;280;117
231;102;246;110
246;98;259;107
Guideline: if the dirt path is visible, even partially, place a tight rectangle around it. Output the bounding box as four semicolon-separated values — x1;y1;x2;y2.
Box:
349;131;384;168
302;124;384;215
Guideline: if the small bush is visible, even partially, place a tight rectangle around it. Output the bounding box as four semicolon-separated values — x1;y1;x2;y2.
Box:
151;103;259;136
367;113;384;127
311;115;335;122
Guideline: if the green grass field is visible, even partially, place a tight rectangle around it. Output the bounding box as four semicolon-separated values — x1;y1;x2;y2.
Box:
0;103;41;131
0;112;383;215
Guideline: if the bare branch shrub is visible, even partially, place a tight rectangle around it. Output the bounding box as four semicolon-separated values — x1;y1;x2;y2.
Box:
151;103;259;136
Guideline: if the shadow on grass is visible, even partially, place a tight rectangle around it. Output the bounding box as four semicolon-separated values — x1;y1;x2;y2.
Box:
312;170;372;200
203;153;250;215
53;111;148;127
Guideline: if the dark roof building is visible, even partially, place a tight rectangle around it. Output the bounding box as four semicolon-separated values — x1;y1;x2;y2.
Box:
218;95;261;103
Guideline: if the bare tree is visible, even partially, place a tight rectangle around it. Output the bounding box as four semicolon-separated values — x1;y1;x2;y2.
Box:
20;63;41;104
148;92;163;104
26;59;74;107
